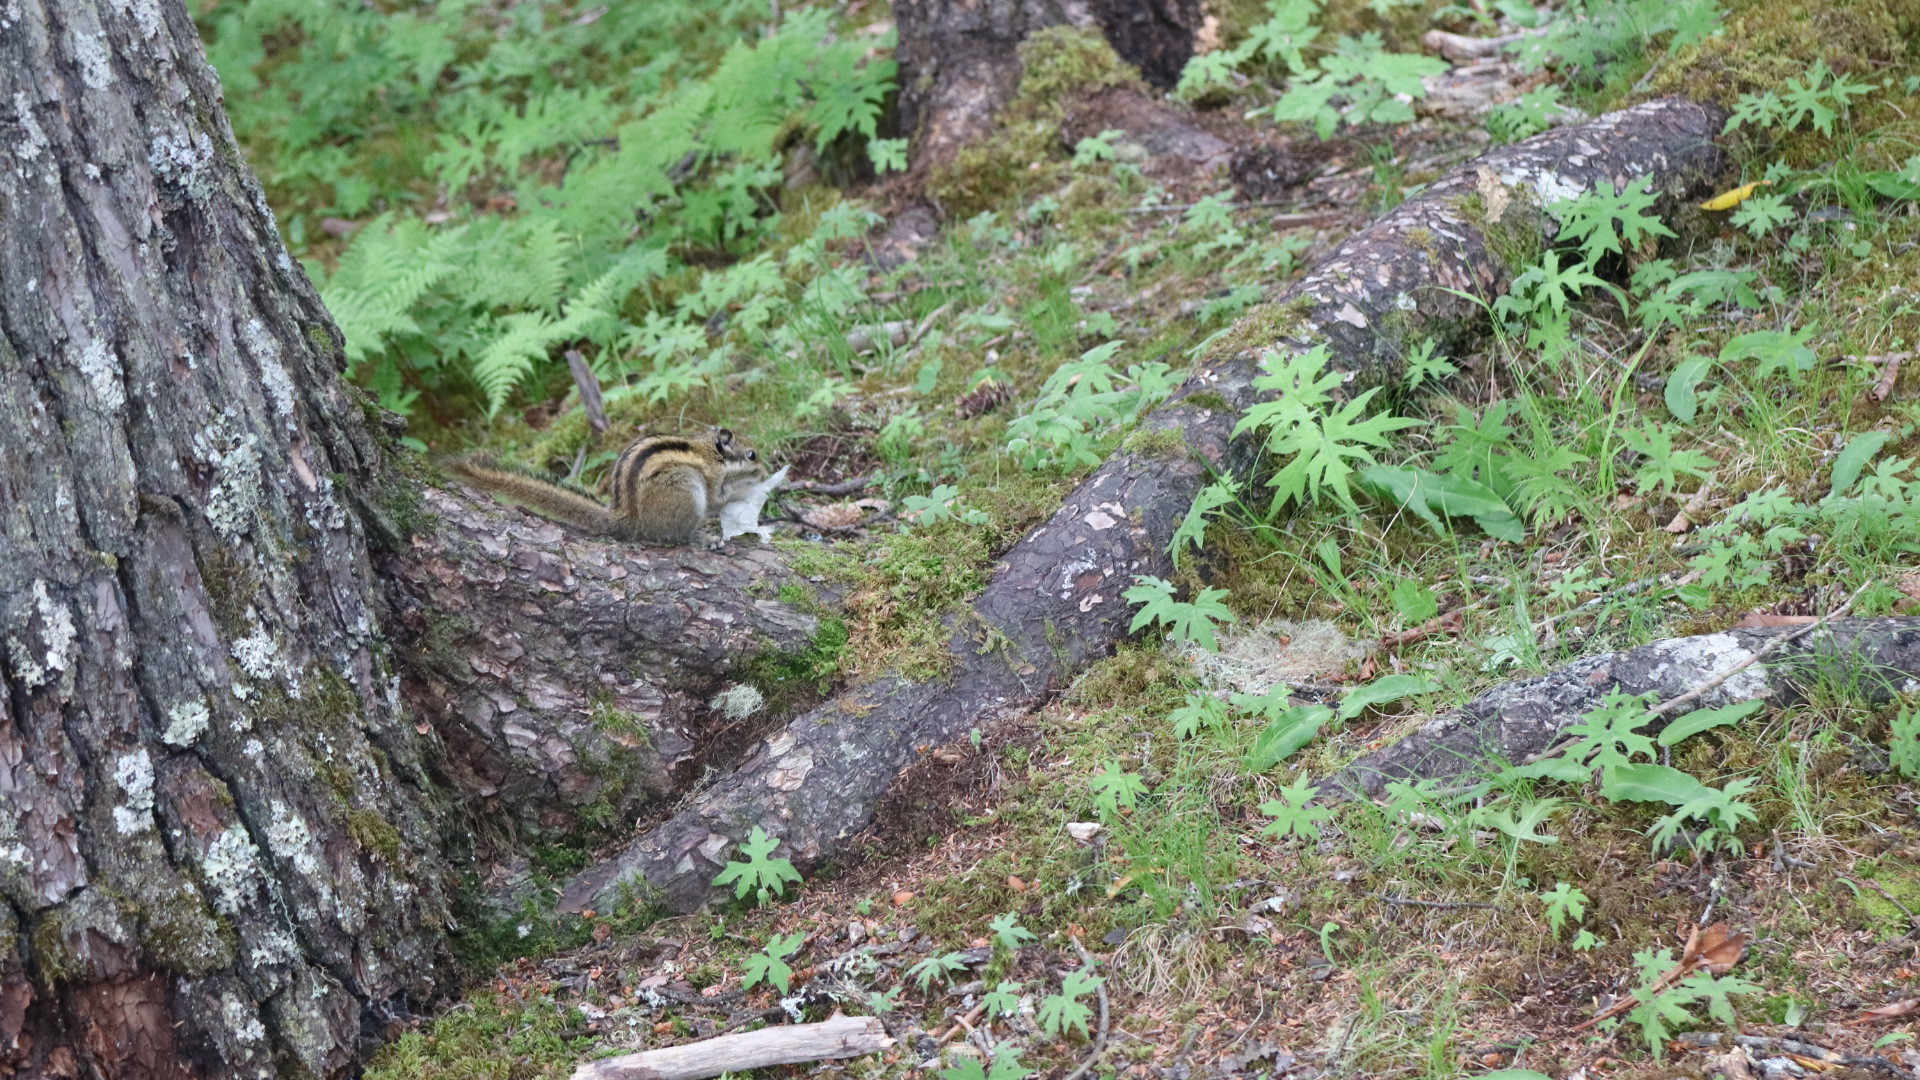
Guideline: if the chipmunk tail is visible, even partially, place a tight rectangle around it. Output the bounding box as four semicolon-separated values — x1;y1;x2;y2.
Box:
441;454;617;535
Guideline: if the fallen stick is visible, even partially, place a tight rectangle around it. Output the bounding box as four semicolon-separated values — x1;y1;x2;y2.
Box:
1059;937;1111;1080
1420;27;1548;62
570;1014;893;1080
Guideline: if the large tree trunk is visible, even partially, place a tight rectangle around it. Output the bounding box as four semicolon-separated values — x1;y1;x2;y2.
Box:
0;4;455;1076
557;100;1731;916
894;0;1203;174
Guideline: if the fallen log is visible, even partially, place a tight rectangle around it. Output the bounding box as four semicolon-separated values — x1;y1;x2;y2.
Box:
570;1015;892;1080
559;99;1728;915
1334;616;1920;797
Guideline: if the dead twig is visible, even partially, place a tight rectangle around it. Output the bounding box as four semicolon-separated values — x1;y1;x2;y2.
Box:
1646;579;1869;720
1837;875;1920;936
1378;608;1466;649
935;1003;986;1045
1864;351;1909;402
1059;937;1110;1080
790;476;874;497
1365;893;1506;911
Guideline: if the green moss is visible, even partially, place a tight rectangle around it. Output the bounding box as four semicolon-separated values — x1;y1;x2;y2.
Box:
1201;296;1317;365
1645;0;1917;110
197;547;261;632
1121;425;1192;460
348;809;404;862
928;27;1143;216
589;700;650;741
1453;190;1544;277
28;910;76;988
131;880;234;978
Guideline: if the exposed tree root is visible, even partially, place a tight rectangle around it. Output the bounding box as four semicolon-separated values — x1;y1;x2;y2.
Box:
1333;616;1920;798
381;486;821;848
555;99;1729;915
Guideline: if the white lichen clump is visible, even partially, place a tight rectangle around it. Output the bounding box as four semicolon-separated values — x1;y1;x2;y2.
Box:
73;30;115;89
75;339;126;412
711;683;766;720
13;92;47;163
242;318;298;418
229;617;280;684
148;129;215;201
266;800;320;876
7;580;76;690
112;749;156;835
163;699;211;746
200;427;265;539
200;826;263;914
222;995;267;1045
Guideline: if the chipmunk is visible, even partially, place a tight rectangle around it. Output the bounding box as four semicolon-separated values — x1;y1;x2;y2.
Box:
446;428;767;546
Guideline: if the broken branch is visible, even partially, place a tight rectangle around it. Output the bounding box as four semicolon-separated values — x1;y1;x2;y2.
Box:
569;1014;892;1080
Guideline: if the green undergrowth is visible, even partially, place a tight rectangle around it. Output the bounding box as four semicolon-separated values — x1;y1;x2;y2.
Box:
208;0;1920;1075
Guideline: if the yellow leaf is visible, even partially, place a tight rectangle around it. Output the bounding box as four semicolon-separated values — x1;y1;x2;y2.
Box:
1699;180;1770;212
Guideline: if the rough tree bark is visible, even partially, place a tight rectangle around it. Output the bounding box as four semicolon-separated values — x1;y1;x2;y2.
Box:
558;99;1731;915
893;0;1203;174
0;4;456;1076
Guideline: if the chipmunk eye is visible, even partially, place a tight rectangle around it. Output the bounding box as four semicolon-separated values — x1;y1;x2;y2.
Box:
746;450;757;460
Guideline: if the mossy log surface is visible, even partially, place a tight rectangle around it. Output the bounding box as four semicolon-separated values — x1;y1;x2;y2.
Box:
0;2;453;1075
1334;617;1920;796
558;99;1731;916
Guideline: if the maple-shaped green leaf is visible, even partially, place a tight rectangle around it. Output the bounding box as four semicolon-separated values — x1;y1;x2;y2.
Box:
1089;761;1149;817
989;913;1036;952
711;825;803;903
1169;478;1239;569
1539;882;1589;937
1621;421;1716;495
742;931;806;992
1471;797;1563;844
942;1047;1034;1080
1646;776;1759;853
1242;0;1321;72
1038;969;1103;1037
1168;692;1229;739
981;981;1024;1021
1552;176;1676;264
1729;192;1793;237
1558;691;1659;774
1259;774;1331;840
1719;328;1817;378
1124;575;1237;652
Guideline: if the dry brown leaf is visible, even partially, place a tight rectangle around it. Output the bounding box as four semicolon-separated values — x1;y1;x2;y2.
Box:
1732;613;1819;628
1865;352;1909;402
1663;511;1692;533
852;497;891;514
1848;997;1919;1024
1683;922;1746;974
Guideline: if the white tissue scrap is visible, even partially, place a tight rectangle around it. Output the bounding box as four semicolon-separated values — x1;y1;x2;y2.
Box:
719;464;789;543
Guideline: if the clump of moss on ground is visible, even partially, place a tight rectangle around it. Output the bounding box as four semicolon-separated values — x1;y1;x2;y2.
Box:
1646;0;1920;110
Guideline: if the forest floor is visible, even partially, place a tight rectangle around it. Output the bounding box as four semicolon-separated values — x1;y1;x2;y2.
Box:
198;0;1920;1077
